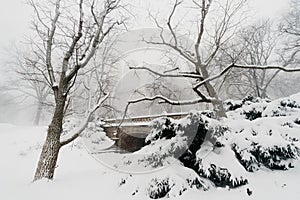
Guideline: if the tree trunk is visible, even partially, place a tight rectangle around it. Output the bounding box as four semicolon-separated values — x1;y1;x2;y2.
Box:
206;82;227;118
198;64;227;118
34;94;66;181
252;69;261;98
261;88;267;99
34;102;43;126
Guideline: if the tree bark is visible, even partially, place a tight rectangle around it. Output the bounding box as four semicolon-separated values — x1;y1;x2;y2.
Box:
34;93;66;181
205;82;227;118
198;63;227;118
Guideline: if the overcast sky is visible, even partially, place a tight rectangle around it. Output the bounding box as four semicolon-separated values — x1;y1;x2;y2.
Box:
0;0;289;47
0;0;292;123
0;0;290;83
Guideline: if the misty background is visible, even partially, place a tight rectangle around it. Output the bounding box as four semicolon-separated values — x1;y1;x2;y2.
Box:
0;0;296;125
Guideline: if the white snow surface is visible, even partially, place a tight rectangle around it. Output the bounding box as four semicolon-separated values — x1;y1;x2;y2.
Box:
1;93;300;199
1;122;300;200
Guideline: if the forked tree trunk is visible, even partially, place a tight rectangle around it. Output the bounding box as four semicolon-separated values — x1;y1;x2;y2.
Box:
198;64;227;118
34;94;66;181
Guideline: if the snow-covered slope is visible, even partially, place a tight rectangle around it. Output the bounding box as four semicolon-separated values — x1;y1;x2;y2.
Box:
1;93;300;200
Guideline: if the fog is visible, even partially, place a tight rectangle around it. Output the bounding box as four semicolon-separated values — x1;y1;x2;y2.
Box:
0;0;289;47
0;0;294;124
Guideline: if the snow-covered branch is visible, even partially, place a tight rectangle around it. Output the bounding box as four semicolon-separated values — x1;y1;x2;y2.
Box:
127;94;218;106
118;94;218;129
194;63;300;90
129;65;202;79
60;93;109;146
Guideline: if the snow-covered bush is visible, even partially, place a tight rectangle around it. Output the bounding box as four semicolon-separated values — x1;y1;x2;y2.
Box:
118;163;210;199
224;99;243;111
263;94;300;117
147;177;173;199
232;137;300;171
81;121;115;152
238;101;268;121
224;95;270;112
141;112;249;188
146;174;206;199
62;117;81;136
195;144;248;188
225;95;271;120
141;112;216;166
119;93;300;198
229;94;300;172
147;118;177;141
137;123;188;167
232;142;300;170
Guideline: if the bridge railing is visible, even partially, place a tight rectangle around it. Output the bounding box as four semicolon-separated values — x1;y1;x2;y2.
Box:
103;112;189;127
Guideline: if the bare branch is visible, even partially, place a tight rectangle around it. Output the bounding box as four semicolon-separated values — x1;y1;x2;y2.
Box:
167;0;182;47
66;1;121;82
62;0;84;74
144;40;196;64
28;0;50;30
194;0;212;64
146;5;196;64
129;65;203;79
44;0;61;96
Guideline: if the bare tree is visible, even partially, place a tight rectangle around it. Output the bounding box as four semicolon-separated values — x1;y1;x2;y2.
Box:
128;0;247;118
5;47;54;125
73;36;119;118
126;0;300;118
218;20;281;99
280;0;300;64
27;0;124;181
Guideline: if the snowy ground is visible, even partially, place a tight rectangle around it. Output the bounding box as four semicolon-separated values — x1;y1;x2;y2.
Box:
0;121;300;200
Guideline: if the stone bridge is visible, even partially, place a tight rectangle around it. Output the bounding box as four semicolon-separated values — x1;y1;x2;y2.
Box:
102;112;188;152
